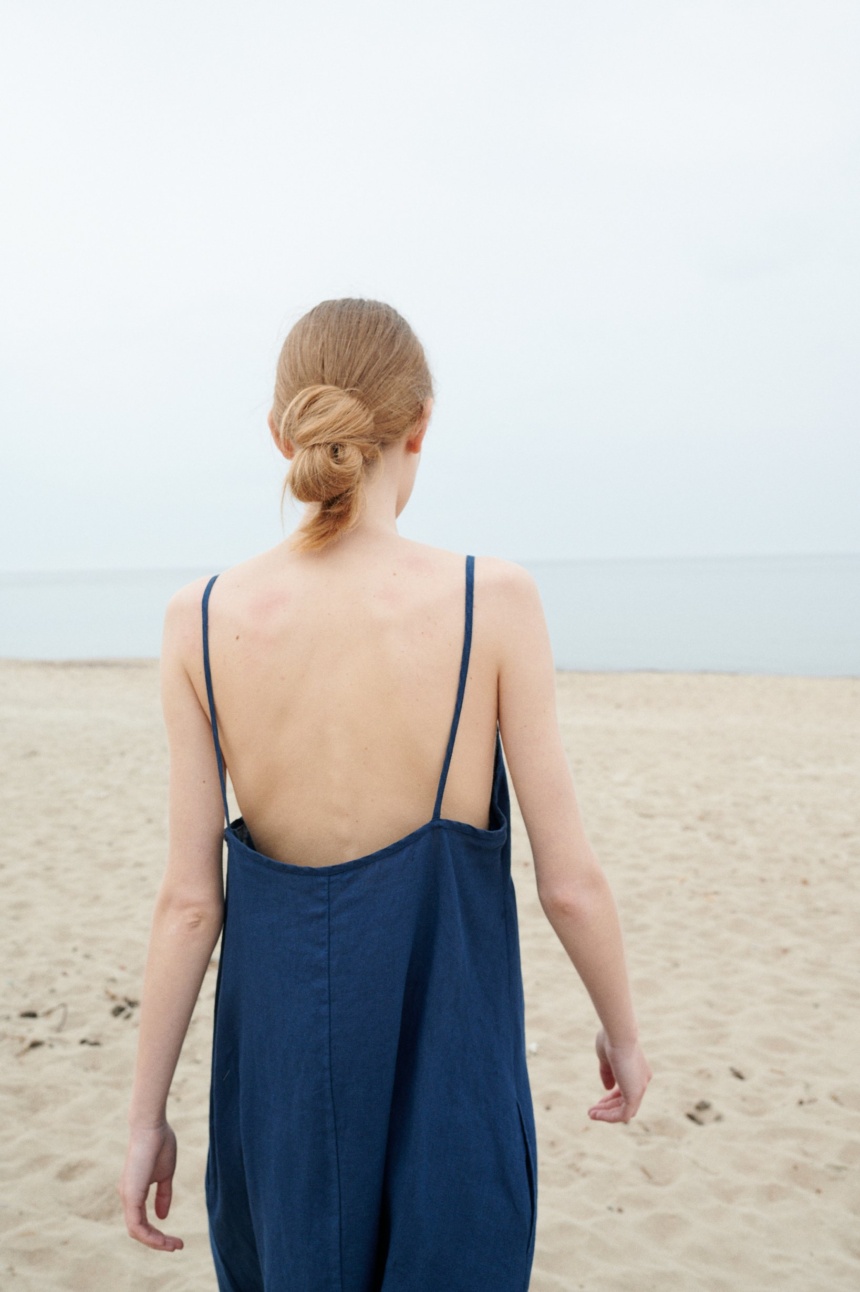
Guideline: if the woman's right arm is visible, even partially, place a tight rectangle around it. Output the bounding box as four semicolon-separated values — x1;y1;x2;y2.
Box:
489;559;652;1123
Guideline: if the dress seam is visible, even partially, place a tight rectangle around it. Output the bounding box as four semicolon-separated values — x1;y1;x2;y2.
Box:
502;873;533;1292
327;874;345;1291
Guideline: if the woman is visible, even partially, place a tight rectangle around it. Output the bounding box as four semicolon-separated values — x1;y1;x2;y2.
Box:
119;298;651;1290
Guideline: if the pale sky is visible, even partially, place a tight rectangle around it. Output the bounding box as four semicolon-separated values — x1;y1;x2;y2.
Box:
1;0;858;570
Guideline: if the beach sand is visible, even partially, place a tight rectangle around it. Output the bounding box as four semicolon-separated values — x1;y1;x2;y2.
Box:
1;661;858;1290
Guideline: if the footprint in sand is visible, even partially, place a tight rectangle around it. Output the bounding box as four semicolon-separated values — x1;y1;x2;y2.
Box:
686;1099;723;1126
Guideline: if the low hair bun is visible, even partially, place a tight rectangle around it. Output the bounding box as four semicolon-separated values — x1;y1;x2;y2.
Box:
280;384;379;506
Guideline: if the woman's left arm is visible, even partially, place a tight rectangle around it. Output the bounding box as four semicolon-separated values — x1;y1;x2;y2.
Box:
119;579;228;1251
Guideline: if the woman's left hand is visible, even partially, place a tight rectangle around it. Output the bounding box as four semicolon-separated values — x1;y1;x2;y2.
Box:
118;1122;185;1251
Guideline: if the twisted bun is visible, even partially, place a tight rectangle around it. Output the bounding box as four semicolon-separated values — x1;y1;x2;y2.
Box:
280;384;380;505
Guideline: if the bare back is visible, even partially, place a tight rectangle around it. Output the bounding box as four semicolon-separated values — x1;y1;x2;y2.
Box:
196;538;502;868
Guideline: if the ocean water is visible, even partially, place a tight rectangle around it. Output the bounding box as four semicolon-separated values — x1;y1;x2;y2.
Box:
0;554;857;676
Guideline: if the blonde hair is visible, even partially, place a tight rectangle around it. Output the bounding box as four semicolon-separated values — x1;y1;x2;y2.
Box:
272;298;434;553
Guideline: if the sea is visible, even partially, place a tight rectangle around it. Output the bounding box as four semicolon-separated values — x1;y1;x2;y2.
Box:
0;554;857;676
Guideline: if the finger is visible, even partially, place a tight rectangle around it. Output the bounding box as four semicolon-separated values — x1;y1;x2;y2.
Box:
588;1102;631;1123
125;1197;184;1251
126;1211;184;1250
154;1178;172;1220
128;1218;184;1251
599;1058;615;1089
586;1090;619;1111
588;1090;628;1112
590;1093;624;1110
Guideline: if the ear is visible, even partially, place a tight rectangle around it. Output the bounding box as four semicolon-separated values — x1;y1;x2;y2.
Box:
406;398;433;454
269;410;295;460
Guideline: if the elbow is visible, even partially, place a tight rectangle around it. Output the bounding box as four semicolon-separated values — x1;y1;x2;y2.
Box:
538;860;608;918
180;904;223;932
156;890;223;932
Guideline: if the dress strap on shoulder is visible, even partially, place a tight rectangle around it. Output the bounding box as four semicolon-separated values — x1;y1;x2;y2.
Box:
432;554;475;821
201;574;231;828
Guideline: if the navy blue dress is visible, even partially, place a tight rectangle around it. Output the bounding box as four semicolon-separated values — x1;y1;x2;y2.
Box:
201;553;537;1291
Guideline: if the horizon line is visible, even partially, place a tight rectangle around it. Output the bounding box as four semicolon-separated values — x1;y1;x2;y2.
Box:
1;549;859;578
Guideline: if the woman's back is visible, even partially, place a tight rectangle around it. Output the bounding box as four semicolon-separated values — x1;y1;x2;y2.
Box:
198;536;504;868
203;544;538;1291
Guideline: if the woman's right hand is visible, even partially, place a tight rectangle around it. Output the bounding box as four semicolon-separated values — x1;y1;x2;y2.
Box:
588;1028;652;1123
118;1122;184;1252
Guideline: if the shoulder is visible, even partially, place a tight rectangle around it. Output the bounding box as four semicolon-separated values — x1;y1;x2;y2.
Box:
471;558;551;677
467;558;548;675
164;573;219;626
473;555;543;618
406;539;539;603
160;573;222;671
473;555;537;592
404;542;541;615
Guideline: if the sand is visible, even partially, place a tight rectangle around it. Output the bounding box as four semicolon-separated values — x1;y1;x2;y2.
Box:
1;660;858;1290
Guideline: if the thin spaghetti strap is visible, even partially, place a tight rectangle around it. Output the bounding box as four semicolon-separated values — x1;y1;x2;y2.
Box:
202;574;231;828
432;553;474;821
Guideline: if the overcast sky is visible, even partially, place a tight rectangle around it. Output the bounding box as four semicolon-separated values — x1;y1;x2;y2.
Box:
1;0;858;571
